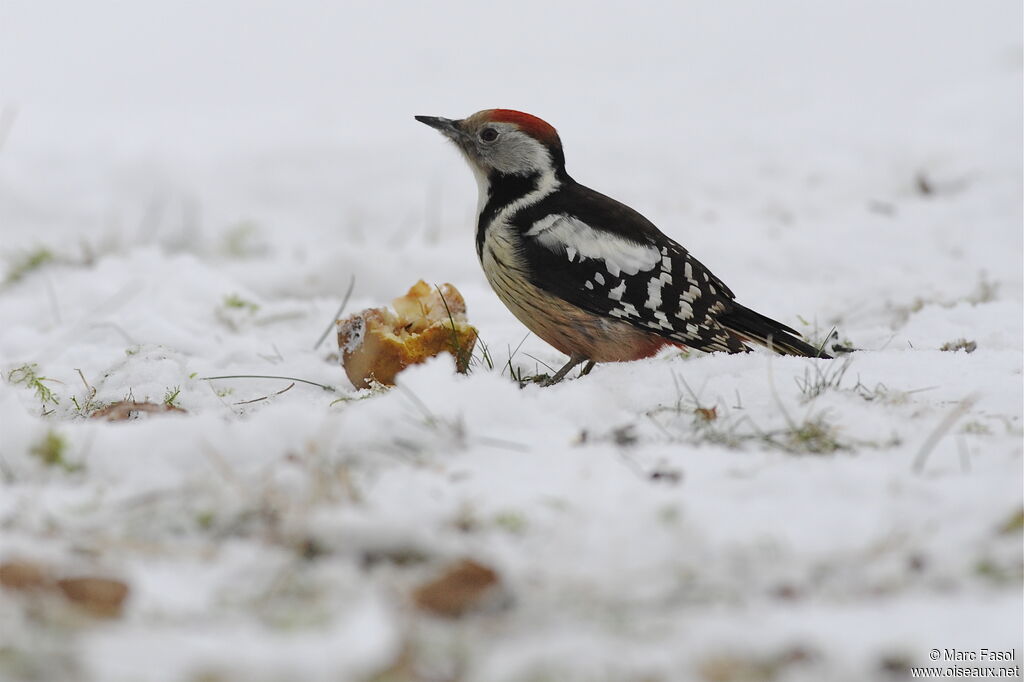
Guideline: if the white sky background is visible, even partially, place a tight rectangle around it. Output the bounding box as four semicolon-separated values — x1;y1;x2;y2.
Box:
1;1;1019;156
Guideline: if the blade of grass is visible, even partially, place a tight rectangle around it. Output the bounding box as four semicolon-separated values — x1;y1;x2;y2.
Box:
201;375;336;393
314;275;355;351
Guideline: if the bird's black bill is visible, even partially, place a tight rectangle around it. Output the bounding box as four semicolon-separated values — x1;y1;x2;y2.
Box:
414;115;460;137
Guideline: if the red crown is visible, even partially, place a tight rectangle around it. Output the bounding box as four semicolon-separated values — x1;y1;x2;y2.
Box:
485;109;560;145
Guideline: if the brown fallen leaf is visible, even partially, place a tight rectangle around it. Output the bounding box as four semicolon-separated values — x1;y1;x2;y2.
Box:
939;338;977;353
0;560;51;591
57;577;130;618
695;406;718;422
91;401;186;421
412;558;499;618
699;646;816;682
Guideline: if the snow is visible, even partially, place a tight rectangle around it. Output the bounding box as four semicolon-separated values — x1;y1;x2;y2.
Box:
1;2;1021;681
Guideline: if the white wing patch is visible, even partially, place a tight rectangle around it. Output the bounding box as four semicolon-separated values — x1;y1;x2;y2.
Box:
645;271;672;310
526;214;661;277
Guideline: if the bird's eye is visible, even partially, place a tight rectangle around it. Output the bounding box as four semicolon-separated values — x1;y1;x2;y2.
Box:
480;128;498;142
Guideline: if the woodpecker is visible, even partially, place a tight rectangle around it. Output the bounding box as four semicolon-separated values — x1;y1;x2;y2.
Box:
416;109;831;384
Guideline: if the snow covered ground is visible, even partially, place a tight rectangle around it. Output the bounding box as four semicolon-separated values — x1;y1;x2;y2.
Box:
1;2;1021;681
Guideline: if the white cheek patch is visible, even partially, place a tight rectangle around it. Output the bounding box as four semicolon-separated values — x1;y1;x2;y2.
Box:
526;214;661;277
489;130;555;176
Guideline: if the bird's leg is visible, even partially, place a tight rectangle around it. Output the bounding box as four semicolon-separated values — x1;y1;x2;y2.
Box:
542;353;589;387
579;360;596;377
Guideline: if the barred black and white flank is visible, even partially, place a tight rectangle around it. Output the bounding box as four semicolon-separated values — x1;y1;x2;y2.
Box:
416;109;831;384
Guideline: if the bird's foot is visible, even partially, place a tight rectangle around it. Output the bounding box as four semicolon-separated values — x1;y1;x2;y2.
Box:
540;354;590;387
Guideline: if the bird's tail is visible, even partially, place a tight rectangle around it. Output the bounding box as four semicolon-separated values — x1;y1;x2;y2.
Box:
721;304;832;359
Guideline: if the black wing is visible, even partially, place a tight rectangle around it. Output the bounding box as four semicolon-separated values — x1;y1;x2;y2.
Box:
509;181;745;353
